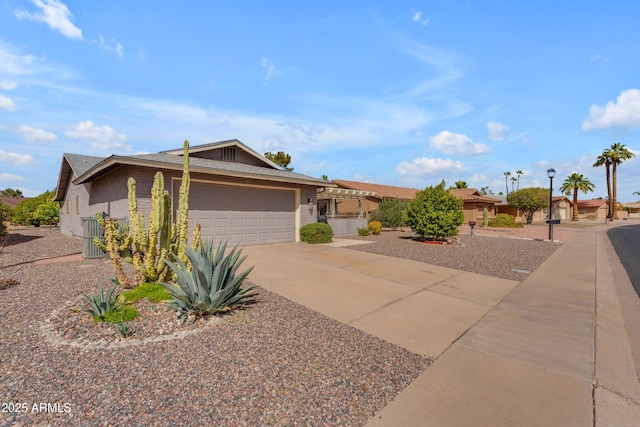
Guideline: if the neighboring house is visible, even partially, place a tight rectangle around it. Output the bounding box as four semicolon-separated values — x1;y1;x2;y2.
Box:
496;195;572;223
448;188;501;224
325;179;418;220
623;202;640;218
576;199;608;220
54;139;333;248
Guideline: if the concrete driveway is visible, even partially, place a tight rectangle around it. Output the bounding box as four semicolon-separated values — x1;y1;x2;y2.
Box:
242;240;518;359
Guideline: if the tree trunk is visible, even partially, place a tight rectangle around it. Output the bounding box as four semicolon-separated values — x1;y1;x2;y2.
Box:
572;188;579;221
605;163;613;216
612;162;618;220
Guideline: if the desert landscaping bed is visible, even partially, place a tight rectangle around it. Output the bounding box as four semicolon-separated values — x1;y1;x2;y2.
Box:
345;227;571;281
1;227;428;426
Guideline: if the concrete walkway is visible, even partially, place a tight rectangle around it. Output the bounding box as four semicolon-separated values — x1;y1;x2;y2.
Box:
242;223;640;426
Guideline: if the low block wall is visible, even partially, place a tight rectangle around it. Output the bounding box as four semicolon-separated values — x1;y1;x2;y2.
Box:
327;217;367;237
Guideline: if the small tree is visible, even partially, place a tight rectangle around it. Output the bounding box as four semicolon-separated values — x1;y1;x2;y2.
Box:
12;190;58;226
0;188;23;197
507;187;548;224
264;151;293;171
405;180;464;239
370;198;408;230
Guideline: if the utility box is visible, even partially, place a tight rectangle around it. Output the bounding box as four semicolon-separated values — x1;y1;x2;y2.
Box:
81;217;127;259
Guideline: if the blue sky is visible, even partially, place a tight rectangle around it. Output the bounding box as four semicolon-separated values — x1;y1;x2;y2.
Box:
1;1;639;200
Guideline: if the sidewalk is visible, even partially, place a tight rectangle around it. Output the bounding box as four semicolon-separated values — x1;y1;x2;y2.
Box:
243;223;640;426
366;223;640;427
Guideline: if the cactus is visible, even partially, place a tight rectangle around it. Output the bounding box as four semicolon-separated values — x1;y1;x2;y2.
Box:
93;213;133;287
94;140;196;287
174;140;190;264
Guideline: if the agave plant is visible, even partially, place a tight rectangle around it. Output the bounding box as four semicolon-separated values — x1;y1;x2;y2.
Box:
161;238;255;316
83;280;123;321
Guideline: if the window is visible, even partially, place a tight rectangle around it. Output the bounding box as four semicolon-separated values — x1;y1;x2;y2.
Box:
222;147;236;161
75;195;80;214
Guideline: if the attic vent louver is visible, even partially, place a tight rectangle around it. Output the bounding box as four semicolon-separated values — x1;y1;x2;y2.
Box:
222;147;236;162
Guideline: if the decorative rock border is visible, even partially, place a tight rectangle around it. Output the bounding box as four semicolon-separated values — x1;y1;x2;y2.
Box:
40;301;223;350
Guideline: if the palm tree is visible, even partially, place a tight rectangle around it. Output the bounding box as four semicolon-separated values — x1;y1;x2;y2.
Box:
504;171;511;195
608;143;635;219
560;173;595;221
511;176;517;192
515;170;523;190
593;151;613;217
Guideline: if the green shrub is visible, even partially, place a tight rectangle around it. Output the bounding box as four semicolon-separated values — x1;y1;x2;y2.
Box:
100;305;139;323
120;282;171;303
357;227;371;236
488;213;523;228
300;222;333;244
406;180;464;239
370;199;408;229
367;221;382;235
162;238;255;316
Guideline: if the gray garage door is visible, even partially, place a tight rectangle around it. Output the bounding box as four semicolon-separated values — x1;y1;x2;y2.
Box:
181;181;295;246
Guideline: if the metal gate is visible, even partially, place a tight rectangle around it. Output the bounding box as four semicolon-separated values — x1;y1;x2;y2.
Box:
81;217;127;259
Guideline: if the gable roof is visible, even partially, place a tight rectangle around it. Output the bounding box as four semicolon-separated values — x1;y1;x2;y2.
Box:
54;140;333;201
0;196;29;209
160;139;283;170
449;188;502;204
332;179;418;200
577;199;607;208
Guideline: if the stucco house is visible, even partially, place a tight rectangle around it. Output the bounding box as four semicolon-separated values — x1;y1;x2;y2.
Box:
576;199;608;220
496;195;572;223
323;180;418;220
54;140;333;249
448;188;502;224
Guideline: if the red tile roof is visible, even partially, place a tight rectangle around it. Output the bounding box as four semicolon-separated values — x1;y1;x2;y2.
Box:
332;180;418;200
577;199;607;208
448;188;502;204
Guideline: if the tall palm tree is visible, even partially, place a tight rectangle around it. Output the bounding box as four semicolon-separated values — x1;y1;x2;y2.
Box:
515;170;523;190
560;173;595;221
608;142;635;219
504;171;511;195
593;151;613;217
511;176;517;192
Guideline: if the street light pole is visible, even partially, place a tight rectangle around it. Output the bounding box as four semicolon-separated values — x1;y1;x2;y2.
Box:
547;168;556;242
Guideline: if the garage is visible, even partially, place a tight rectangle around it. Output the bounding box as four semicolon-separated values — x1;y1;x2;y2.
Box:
181;180;296;246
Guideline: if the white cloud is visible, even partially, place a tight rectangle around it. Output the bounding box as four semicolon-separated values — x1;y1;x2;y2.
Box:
14;0;82;40
0;80;17;90
260;58;282;80
93;35;124;58
411;10;429;26
487;121;508;141
396;157;466;178
0;93;16;111
0;173;24;182
0;150;35;165
17;125;58;142
66;120;128;150
582;89;640;131
429;130;490;156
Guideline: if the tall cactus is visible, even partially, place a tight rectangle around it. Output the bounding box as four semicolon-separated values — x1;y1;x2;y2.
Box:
95;140;195;287
174;140;190;264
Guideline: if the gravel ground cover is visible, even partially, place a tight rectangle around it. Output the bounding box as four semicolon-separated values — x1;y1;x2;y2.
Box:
345;229;568;281
0;228;429;426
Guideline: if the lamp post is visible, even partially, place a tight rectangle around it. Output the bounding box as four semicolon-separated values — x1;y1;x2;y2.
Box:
547;168;556;242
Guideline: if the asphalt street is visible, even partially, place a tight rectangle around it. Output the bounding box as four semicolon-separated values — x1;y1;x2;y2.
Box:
608;223;640;297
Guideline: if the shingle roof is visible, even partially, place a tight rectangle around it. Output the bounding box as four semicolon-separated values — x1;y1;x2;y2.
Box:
332;180;418;200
